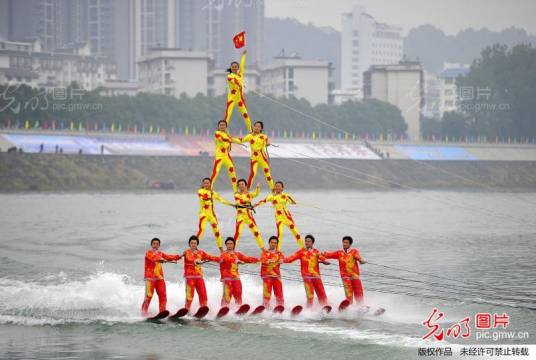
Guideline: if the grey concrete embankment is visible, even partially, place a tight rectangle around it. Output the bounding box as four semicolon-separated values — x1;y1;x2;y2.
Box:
1;153;536;192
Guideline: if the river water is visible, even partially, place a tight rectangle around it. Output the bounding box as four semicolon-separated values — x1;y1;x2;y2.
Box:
0;190;535;359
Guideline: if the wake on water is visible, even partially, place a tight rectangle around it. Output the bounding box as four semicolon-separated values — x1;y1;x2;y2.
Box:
0;271;430;347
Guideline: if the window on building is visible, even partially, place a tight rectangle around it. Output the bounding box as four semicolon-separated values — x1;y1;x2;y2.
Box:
445;100;454;106
353;30;359;36
288;67;294;79
353;40;359;46
445;89;454;96
445;78;454;84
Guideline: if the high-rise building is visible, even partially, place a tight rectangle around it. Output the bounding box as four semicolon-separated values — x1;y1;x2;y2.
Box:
136;0;176;57
0;0;9;40
174;0;264;68
174;0;205;51
341;5;403;98
364;62;424;140
81;0;136;80
4;0;68;51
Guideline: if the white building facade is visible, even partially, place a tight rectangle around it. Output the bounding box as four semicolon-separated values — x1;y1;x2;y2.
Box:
137;48;209;98
260;56;334;106
364;62;424;140
341;5;403;98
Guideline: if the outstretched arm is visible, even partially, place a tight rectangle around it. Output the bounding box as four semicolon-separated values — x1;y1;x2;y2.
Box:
240;50;246;76
237;252;259;264
322;251;339;260
284;250;301;263
238;133;252;144
213;190;232;206
254;194;272;208
201;251;220;263
161;252;181;262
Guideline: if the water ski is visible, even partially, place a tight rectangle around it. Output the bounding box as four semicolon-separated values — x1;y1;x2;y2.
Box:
146;310;169;322
193;306;210;319
251;305;265;316
373;307;386;316
322;305;332;314
235;304;250;315
168;307;189;320
338;299;351;312
290;305;303;316
216;306;230;319
273;305;285;314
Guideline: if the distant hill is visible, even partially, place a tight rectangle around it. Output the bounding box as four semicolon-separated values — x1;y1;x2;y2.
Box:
264;17;341;86
404;25;536;72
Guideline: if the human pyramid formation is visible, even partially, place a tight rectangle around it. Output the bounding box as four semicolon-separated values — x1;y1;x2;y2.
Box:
142;43;368;321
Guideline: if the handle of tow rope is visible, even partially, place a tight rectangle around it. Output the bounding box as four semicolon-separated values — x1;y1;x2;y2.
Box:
233;204;256;214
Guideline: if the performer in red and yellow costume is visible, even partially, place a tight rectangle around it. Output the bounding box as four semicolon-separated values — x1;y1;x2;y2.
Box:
142;238;181;316
210;120;241;192
260;236;285;308
182;235;220;310
323;236;366;305
233;179;265;249
218;237;259;306
196;177;232;252
223;50;252;132
254;181;304;251
284;234;330;308
239;121;274;190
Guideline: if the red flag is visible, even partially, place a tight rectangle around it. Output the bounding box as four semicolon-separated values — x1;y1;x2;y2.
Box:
233;31;246;49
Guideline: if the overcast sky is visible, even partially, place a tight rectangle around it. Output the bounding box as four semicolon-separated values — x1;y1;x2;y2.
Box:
265;0;536;35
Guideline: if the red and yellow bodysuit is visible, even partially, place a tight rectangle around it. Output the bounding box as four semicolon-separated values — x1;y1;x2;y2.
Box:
239;133;274;190
142;250;181;316
224;52;252;132
218;251;259;306
260;249;285;308
323;249;364;304
182;249;220;310
285;248;328;307
255;192;304;250
196;188;231;249
210;130;241;192
233;186;264;249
